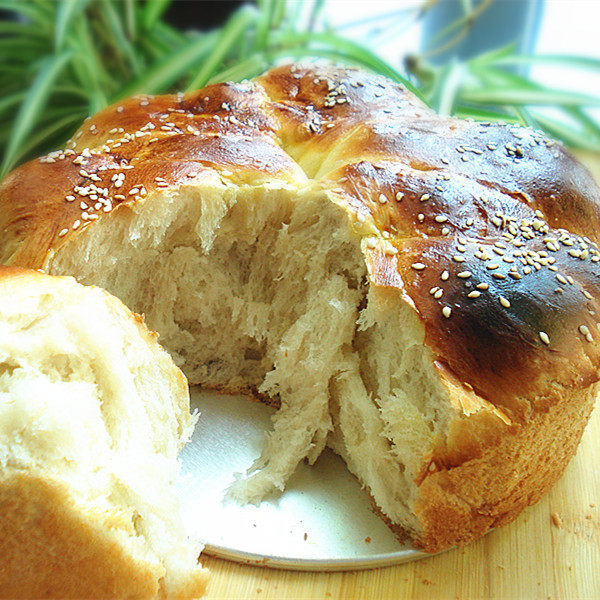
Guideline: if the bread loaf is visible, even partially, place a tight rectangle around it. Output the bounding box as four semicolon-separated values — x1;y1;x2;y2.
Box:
0;267;208;598
1;63;599;553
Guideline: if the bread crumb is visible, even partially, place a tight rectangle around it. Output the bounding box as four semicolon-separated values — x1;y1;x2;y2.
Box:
551;512;563;528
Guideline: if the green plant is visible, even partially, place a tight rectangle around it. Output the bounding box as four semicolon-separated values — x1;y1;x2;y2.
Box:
0;0;598;179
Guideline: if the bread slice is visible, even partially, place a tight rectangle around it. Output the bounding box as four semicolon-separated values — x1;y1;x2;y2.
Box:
1;63;599;552
0;267;208;599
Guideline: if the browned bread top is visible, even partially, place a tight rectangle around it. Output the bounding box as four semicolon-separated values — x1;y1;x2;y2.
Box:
1;62;600;431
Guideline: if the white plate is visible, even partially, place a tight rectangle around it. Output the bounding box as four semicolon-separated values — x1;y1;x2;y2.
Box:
178;388;426;571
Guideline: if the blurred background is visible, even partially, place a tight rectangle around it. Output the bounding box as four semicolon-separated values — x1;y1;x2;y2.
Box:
1;0;599;179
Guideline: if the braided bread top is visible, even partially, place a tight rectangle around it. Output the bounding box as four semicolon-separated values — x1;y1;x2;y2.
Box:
1;63;600;426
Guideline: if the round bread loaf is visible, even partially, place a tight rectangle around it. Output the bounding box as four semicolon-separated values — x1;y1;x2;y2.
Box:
0;266;208;599
1;63;599;553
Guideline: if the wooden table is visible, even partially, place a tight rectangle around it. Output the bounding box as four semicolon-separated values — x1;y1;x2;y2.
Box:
201;153;600;600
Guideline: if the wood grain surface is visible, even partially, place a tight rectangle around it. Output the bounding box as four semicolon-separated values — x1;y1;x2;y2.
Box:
200;152;600;600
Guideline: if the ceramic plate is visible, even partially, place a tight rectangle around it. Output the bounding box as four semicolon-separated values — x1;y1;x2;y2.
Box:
178;389;426;571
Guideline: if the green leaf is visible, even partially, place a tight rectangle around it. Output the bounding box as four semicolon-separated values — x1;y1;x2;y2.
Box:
454;105;519;123
530;112;600;151
0;92;26;116
494;54;600;71
0;0;53;24
124;0;137;41
16;112;85;165
1;50;73;178
275;31;426;102
433;60;464;116
208;54;269;85
116;31;218;98
186;5;259;91
55;0;90;50
143;0;172;31
467;42;518;66
99;0;141;75
460;87;600;107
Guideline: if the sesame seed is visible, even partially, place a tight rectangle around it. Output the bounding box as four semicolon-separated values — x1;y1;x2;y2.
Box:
579;324;591;337
72;220;81;230
556;274;568;285
384;246;398;256
441;227;450;235
453;255;465;263
395;192;404;201
417;213;425;222
492;272;507;280
412;262;426;270
499;296;511;308
435;215;448;223
434;289;443;299
457;271;472;279
420;194;431;202
539;331;550;345
378;193;387;204
58;228;68;237
476;282;489;290
442;306;452;318
486;263;500;270
441;270;450;281
468;291;481;298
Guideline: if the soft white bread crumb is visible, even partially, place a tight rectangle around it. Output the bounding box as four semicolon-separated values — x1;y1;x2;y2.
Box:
0;268;208;599
49;182;449;523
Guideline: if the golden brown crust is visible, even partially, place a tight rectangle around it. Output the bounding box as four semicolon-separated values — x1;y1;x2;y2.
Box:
413;382;598;553
0;472;175;600
1;63;599;554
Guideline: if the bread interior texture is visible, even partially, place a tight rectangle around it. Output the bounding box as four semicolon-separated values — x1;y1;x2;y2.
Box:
50;182;452;535
0;281;206;597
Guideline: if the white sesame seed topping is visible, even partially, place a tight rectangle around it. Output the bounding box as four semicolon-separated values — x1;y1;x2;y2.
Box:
468;291;481;298
412;262;426;270
420;194;431;202
453;255;465;263
58;228;68;237
539;331;550;345
395;192;404;201
499;296;511;308
434;289;443;299
435;215;448;223
457;271;472;278
72;220;81;230
442;306;452;318
378;193;387;204
441;270;450;281
579;324;591;337
476;282;489;290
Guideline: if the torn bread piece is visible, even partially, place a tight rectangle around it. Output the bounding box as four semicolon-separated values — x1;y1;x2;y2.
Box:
0;266;208;599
